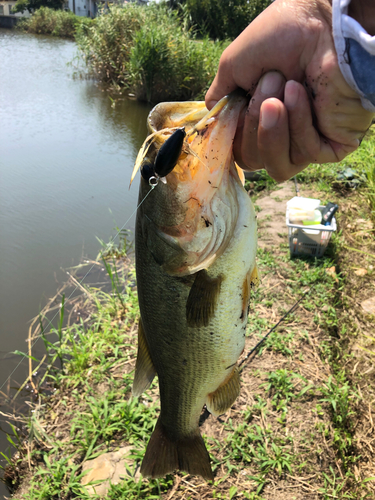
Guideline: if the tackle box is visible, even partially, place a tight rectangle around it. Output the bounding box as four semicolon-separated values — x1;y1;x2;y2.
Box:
286;205;337;258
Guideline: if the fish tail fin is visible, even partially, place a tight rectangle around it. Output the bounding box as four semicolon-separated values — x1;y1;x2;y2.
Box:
140;416;213;481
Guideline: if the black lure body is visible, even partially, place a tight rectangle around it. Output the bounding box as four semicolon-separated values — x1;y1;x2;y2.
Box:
141;128;186;182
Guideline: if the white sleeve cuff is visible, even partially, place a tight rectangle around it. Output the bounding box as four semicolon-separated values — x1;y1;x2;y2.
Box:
332;0;375;112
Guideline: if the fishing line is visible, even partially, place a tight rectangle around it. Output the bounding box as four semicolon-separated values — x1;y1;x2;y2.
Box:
0;181;158;397
239;287;313;370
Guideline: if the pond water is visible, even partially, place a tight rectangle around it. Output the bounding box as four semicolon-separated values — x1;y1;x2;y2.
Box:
0;28;151;495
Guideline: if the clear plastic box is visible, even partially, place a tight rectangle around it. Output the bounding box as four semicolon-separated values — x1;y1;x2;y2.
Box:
286;206;337;257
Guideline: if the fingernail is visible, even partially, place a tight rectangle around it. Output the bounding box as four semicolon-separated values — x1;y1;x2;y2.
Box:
259;71;284;95
261;104;279;129
284;81;299;109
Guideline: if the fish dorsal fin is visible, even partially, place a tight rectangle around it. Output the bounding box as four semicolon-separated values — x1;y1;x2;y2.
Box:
132;318;156;397
206;366;241;417
186;270;222;327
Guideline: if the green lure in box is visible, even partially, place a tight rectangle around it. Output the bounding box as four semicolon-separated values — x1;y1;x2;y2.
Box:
302;209;322;226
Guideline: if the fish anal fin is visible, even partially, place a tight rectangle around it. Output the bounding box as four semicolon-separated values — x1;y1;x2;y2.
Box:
186;270;222;327
206;367;241;417
132;319;156;397
141;417;213;481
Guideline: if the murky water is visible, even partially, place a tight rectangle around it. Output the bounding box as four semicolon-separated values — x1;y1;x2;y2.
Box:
0;28;151;495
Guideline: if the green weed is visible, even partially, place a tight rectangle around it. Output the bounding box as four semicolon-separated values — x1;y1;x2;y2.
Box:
76;4;227;101
225;420;294;478
70;391;158;458
257;330;295;357
318;467;359;500
97;224;132;260
364;133;375;223
17;7;92;38
24;453;94;500
262;370;312;407
319;375;357;429
107;475;173;499
245;170;279;196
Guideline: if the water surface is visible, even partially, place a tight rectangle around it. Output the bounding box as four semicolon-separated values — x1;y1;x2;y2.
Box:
0;28;151;496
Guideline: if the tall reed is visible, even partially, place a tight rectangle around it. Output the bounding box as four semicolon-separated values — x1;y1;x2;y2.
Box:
17;7;91;38
76;4;227;102
76;4;147;87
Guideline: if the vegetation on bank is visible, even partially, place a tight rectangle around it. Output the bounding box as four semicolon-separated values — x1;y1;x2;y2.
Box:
75;4;228;101
1;130;374;499
17;3;228;101
168;0;272;40
16;7;92;38
16;0;275;101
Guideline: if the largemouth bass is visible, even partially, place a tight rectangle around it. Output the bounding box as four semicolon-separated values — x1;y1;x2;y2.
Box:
131;91;259;480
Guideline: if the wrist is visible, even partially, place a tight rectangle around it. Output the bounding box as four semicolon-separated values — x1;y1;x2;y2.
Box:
348;0;375;35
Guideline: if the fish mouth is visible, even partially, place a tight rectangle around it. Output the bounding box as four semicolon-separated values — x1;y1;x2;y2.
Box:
133;91;248;275
130;90;248;186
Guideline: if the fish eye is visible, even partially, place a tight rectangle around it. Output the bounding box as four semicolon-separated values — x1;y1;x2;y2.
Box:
141;162;155;182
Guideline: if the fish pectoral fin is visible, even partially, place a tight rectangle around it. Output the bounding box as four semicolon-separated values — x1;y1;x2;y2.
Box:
141;417;213;481
186;270;222;327
206;366;241;417
235;162;245;186
132;318;156;397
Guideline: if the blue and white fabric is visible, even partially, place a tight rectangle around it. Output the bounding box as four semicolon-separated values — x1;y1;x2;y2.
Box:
332;0;375;112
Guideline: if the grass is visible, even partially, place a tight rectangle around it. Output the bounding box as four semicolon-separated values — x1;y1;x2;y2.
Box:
17;7;92;38
75;3;228;102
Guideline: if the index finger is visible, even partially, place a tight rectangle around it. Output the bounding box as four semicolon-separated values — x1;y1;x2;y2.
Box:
205;1;308;110
205;54;240;110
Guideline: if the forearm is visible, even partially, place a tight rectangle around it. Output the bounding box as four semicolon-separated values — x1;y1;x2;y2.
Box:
348;0;375;35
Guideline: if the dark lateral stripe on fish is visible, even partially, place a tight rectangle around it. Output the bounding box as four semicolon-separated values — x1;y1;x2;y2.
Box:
140;416;214;480
186;270;223;327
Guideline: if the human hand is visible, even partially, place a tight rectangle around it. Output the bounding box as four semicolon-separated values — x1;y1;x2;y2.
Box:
205;0;374;182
